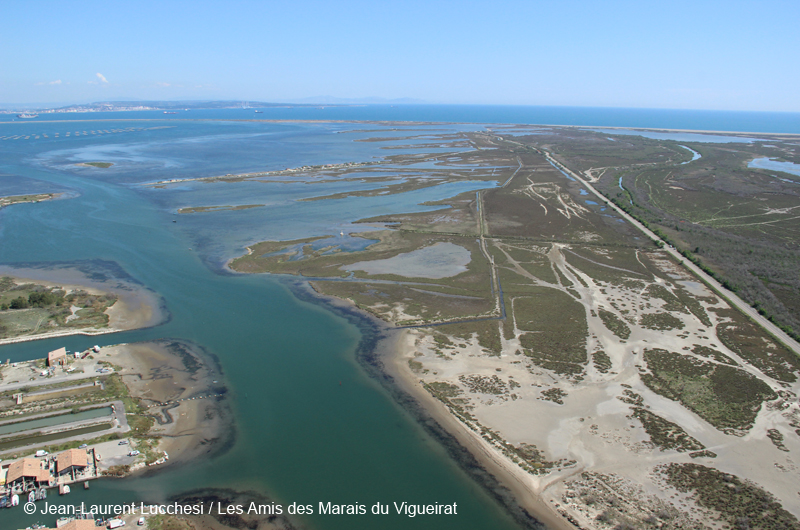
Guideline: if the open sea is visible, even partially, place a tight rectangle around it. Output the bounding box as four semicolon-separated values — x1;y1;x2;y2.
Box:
0;105;798;529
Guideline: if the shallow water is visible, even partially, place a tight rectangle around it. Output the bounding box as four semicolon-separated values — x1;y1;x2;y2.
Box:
748;157;800;177
345;242;471;279
0;116;524;530
585;128;766;143
4;105;799;133
4;106;796;528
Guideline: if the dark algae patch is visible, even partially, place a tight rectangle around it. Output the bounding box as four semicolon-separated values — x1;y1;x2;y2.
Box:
539;388;567;404
171;488;297;529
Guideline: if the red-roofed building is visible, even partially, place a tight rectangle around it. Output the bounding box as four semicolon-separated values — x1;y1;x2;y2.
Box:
47;347;67;367
5;458;52;490
56;448;89;478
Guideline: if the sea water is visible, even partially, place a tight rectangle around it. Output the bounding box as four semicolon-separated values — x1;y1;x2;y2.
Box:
2;104;799;133
0;118;522;530
2;106;799;529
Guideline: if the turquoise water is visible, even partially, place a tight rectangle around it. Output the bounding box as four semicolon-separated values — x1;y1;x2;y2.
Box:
3;106;797;529
0;117;526;530
2;105;800;133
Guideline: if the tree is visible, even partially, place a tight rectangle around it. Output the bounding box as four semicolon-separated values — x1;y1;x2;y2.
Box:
9;296;29;309
28;290;63;307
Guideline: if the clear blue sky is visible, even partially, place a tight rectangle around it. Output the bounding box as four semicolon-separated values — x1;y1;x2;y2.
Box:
2;0;799;111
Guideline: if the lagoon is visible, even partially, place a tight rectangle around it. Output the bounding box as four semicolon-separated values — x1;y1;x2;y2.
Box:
0;117;523;530
3;106;799;529
748;157;800;177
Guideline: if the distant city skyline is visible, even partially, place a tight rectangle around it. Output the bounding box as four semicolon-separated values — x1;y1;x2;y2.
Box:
2;0;799;112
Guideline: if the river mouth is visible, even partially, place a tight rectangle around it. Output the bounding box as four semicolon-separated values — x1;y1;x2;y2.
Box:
0;117;528;530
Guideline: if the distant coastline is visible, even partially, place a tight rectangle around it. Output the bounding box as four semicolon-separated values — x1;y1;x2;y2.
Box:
1;104;799;135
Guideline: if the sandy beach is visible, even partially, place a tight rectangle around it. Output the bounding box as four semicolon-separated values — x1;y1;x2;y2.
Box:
103;340;232;467
378;242;800;528
292;279;572;530
383;329;575;530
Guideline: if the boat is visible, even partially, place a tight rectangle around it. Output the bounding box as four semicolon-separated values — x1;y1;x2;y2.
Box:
254;110;263;113
59;484;70;495
163;111;177;114
0;496;8;508
16;112;37;119
28;491;35;503
11;494;19;506
37;487;47;500
84;481;89;489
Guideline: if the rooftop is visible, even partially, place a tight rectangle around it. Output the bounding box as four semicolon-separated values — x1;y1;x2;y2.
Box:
57;448;89;472
6;457;51;484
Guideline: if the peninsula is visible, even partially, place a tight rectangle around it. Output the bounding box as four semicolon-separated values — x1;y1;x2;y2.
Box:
226;124;800;529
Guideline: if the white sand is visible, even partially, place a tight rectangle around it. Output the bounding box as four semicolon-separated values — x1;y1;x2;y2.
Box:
390;243;800;527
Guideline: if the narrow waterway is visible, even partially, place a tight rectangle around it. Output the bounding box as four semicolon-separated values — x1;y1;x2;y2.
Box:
0;407;113;436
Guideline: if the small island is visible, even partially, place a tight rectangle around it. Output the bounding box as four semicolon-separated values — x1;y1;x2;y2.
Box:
177;204;264;214
74;162;114;168
0;193;60;210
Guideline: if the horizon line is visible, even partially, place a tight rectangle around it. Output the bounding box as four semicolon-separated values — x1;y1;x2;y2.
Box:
2;100;800;115
2;117;799;138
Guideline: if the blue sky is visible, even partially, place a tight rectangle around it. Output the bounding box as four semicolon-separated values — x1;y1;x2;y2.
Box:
2;0;799;111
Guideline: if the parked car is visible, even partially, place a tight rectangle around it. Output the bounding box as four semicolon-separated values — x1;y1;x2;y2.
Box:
118;440;129;445
138;517;146;526
79;444;88;449
128;450;140;457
